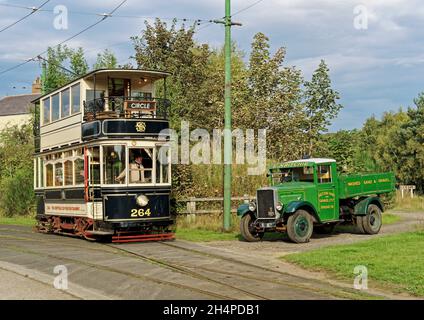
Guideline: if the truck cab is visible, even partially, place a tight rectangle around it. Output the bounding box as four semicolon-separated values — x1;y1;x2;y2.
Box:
237;158;395;243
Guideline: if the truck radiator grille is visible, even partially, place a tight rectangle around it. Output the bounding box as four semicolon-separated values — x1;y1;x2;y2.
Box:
257;189;276;219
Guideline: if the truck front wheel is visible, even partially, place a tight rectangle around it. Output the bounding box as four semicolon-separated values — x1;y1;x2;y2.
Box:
240;214;264;242
286;210;314;243
362;204;382;234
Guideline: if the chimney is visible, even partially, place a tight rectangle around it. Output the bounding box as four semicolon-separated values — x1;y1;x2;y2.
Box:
32;77;42;94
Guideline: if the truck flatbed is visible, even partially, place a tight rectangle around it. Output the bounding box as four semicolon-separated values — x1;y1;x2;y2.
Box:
338;172;395;199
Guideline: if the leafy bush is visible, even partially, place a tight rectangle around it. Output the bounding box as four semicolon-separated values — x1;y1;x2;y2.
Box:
0;167;35;217
0;123;35;217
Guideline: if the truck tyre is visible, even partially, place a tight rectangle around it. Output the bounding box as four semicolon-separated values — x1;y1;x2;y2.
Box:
286;210;314;243
362;204;382;234
240;214;264;242
355;216;366;234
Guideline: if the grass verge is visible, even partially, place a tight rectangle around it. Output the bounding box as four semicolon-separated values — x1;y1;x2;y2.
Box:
393;192;424;212
0;215;35;226
283;230;424;297
382;213;401;224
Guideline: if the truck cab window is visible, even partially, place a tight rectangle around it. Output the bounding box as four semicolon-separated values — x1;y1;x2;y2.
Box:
318;165;332;183
272;167;314;184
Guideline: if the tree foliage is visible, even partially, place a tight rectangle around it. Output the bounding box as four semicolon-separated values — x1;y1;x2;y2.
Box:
93;49;118;69
0;124;35;216
303;60;342;155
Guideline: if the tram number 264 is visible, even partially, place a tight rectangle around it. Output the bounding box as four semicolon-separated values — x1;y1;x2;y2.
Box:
131;208;152;218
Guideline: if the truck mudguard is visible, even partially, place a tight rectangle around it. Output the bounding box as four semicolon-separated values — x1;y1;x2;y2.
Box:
354;196;384;216
284;201;320;223
237;203;251;217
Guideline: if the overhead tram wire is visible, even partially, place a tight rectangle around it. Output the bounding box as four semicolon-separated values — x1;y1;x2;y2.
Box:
0;0;128;77
0;0;51;34
232;0;265;17
0;2;213;25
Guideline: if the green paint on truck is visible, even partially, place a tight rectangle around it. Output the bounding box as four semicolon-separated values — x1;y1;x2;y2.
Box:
238;158;396;243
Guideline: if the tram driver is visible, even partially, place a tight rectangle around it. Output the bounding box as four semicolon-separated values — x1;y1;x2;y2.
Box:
115;151;148;183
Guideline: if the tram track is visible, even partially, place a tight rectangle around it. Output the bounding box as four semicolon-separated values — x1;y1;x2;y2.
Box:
0;232;276;299
0;241;236;300
0;227;378;299
0;231;328;299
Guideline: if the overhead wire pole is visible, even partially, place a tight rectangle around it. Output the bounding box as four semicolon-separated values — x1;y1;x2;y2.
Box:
214;0;242;231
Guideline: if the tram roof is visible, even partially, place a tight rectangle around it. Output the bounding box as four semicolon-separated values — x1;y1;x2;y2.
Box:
31;68;171;103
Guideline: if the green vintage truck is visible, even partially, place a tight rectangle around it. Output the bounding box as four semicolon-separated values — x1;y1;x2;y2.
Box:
237;158;396;243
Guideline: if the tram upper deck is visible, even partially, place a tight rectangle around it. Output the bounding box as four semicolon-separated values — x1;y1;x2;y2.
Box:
32;69;171;152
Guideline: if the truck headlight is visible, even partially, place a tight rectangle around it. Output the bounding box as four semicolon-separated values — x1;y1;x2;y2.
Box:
276;202;283;211
136;194;149;207
248;201;256;211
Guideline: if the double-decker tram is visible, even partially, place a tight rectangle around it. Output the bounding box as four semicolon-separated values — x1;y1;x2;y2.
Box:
32;69;174;243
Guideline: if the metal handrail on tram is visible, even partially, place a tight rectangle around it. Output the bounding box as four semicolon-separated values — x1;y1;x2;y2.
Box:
83;96;171;121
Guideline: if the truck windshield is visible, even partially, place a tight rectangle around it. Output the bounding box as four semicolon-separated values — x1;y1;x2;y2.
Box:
271;167;314;184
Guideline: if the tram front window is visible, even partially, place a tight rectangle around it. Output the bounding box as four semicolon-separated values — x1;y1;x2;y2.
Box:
156;146;170;184
104;145;126;185
128;148;153;184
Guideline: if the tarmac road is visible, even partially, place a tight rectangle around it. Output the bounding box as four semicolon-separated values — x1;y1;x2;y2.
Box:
0;211;421;300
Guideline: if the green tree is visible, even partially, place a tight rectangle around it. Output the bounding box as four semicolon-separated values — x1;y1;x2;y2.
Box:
303;60;342;156
131;19;211;128
316;130;360;173
70;47;88;76
93;49;118;69
395;95;424;192
44;46;88;92
0;123;35;216
44;45;73;92
246;32;305;161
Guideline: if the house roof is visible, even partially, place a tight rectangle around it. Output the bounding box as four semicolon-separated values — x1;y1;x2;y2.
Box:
0;93;40;116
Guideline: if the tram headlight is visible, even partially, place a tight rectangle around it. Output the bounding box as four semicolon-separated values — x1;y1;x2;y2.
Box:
136;194;149;207
248;201;256;211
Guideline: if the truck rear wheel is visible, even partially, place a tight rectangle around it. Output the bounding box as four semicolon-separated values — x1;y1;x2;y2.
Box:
355;216;366;234
240;214;264;242
287;210;314;243
362;204;382;234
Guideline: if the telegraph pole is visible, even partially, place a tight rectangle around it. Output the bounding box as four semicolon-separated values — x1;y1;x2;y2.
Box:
223;0;232;231
214;0;241;231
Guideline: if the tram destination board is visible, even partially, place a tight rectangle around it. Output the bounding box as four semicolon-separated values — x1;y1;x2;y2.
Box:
82;119;169;139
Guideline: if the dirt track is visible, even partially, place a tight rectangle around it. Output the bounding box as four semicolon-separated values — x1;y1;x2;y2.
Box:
0;211;422;300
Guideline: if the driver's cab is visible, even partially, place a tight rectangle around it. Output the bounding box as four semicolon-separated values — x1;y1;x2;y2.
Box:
268;158;337;186
269;158;339;221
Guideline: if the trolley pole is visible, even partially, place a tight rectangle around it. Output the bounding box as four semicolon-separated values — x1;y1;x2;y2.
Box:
41;61;47;95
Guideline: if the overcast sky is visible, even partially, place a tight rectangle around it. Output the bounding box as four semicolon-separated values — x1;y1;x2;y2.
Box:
0;0;423;131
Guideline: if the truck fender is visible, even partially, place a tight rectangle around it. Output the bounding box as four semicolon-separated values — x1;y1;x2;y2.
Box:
237;203;253;217
354;197;384;216
284;201;320;223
